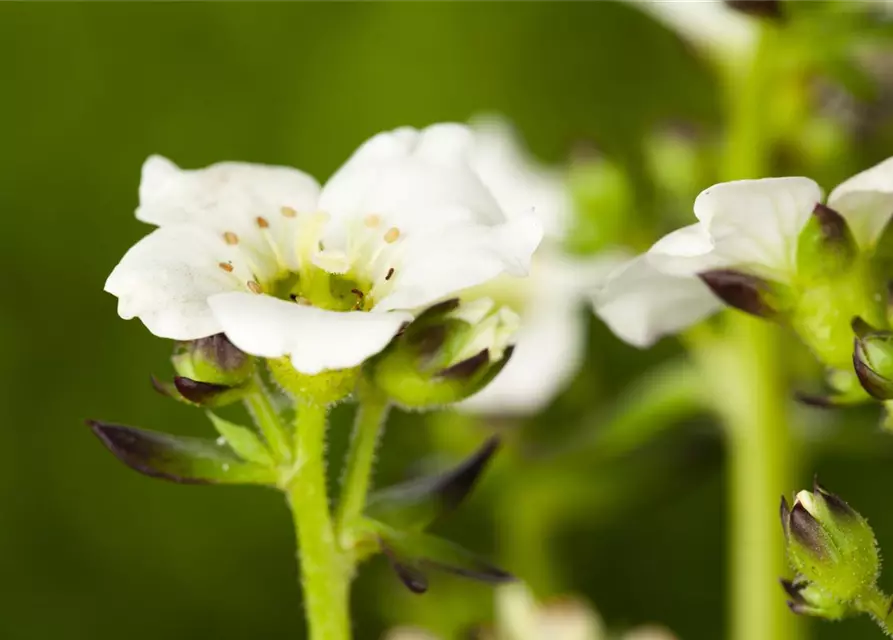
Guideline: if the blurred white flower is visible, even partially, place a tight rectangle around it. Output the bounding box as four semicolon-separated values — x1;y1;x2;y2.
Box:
628;0;758;62
594;157;893;347
382;584;677;640
455;117;626;415
105;124;542;374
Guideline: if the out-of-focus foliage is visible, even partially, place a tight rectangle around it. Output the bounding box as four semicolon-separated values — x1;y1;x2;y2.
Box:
3;2;893;640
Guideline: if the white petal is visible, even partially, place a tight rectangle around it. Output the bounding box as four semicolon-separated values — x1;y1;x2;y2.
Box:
828;156;893;249
593;255;722;347
318;123;507;234
693;177;822;276
469;115;572;238
137;155;322;279
373;212;543;312
629;0;757;60
459;251;623;415
207;292;412;374
105;225;252;340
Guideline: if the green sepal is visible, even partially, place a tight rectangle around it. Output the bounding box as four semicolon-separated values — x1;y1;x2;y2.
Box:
206;412;275;467
365;437;500;531
88;420;278;485
366;520;514;594
796;203;858;282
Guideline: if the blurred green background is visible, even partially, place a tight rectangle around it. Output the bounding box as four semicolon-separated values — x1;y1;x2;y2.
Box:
3;2;893;639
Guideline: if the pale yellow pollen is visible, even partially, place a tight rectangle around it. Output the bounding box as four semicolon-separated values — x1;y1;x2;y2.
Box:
247;280;263;294
224;231;239;245
218;262;234;273
281;206;297;218
256;216;270;229
364;214;381;228
383;227;401;243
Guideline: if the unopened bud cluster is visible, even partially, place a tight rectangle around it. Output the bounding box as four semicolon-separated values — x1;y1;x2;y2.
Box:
365;298;518;409
780;481;881;622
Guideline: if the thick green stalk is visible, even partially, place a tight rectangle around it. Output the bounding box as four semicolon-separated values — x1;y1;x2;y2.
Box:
286;401;350;640
713;21;803;640
335;382;390;548
695;319;800;640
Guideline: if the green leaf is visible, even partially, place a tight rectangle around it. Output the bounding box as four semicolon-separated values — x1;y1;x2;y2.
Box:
365;437;499;531
370;521;513;594
88;421;278;485
206;412;275;467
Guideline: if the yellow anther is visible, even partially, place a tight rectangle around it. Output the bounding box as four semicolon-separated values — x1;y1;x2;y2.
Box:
384;227;401;243
224;231;239;245
247;280;263;294
281;206;297;218
218;262;234;273
256;216;270;229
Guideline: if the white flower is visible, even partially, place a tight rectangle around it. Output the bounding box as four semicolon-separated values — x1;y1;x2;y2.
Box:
594;157;893;347
453;117;626;415
105;124;543;375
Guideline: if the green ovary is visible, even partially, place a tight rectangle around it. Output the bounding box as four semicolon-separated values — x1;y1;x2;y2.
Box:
270;267;373;312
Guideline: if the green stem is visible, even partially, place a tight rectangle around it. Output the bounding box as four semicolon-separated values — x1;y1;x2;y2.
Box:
700;318;801;640
335;382;390;548
859;587;893;636
286;401;350;640
710;20;804;640
245;374;292;464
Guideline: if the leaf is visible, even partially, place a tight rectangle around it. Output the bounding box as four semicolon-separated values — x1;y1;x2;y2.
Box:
373;522;514;594
365;437;500;530
206;412;275;467
88;420;278;485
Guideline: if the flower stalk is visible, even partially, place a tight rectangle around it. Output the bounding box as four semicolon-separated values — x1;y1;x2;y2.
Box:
287;400;351;640
336;381;391;548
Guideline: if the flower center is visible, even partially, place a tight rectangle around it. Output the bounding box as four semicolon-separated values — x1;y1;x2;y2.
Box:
217;210;404;313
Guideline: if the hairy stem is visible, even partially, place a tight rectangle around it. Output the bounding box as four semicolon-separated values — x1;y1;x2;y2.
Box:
335;381;390;549
245;374;292;464
286;401;350;640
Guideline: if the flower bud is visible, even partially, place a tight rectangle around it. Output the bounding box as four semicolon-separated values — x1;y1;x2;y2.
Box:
171;334;253;387
781;481;879;604
853;322;893;400
365;298;518;409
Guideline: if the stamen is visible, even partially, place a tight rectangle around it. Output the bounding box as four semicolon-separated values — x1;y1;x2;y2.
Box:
385;267;395;281
247;280;263;294
351;288;365;310
364;214;381;228
384;227;401;243
281;206;297;218
224;231;239;245
218;262;234;273
256;216;270;229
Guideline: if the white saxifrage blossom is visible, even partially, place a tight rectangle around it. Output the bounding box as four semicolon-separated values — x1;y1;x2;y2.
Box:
594;157;893;351
106;124;543;375
454;117;626;415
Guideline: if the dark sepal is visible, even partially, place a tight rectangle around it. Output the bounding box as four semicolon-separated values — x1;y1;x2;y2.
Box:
789;502;828;558
437;349;490;380
813;476;858;519
793;389;866;409
724;0;782;20
88;420;278;485
373;523;514;594
698;269;781;318
781;496;791;539
173;376;234;404
853;339;893;400
365;437;500;531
